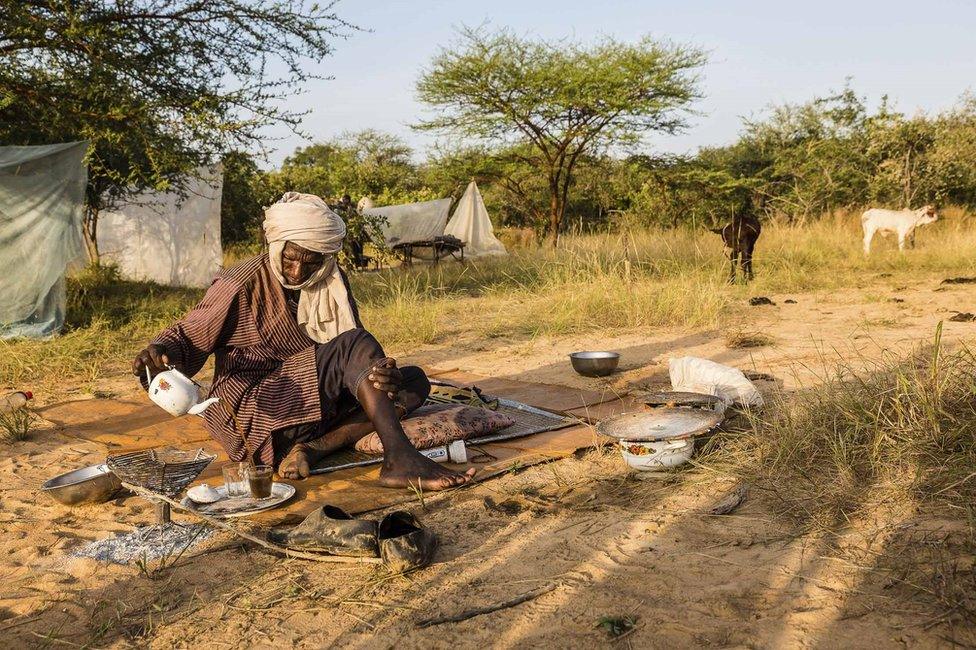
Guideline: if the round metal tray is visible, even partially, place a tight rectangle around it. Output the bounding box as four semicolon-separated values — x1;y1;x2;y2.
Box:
180;482;296;518
596;408;724;441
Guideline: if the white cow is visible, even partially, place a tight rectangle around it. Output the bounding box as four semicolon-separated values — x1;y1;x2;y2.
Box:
861;205;938;255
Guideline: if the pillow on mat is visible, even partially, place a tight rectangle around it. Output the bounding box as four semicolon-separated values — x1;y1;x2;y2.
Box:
355;403;515;455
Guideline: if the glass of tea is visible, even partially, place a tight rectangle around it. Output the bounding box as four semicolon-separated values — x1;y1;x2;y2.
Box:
245;465;274;499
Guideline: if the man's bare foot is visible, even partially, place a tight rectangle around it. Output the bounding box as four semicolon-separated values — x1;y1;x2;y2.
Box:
279;442;314;479
379;448;476;491
278;423;375;480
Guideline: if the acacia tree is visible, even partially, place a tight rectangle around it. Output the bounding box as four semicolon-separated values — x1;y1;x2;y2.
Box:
416;27;706;246
0;0;352;261
281;130;420;200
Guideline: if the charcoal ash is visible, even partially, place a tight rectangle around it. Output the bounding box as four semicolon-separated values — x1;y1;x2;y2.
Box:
70;523;215;565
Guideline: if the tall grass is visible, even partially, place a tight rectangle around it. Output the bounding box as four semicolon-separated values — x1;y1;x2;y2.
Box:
356;213;976;345
708;326;976;528
701;326;976;620
3;214;975;394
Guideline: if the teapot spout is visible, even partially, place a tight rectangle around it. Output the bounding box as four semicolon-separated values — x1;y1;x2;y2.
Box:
188;397;219;416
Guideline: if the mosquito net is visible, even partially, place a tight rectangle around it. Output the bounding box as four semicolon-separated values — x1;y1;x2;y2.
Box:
98;165;223;288
362;198;452;246
0;142;88;339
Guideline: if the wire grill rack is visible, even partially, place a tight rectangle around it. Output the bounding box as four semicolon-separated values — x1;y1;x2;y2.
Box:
106;447;216;497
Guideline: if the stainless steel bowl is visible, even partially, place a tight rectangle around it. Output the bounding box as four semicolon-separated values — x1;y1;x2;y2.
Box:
41;463;122;506
569;351;620;377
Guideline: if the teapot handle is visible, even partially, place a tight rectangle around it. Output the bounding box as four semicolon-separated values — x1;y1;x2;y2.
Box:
166;365;202;387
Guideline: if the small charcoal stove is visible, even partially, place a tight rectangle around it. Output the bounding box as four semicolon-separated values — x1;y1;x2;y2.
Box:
107;447;216;524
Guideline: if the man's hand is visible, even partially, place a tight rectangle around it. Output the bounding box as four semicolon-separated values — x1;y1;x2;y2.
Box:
132;344;171;381
368;359;402;400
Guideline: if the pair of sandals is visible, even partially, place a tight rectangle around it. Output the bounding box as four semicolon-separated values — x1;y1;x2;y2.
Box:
268;505;436;573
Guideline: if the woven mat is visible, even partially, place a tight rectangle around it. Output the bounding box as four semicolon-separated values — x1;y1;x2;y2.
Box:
308;397;576;475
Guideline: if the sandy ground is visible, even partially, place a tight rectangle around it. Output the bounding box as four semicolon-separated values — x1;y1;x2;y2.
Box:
2;275;975;648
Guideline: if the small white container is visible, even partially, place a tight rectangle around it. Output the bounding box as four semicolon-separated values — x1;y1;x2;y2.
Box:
619;439;694;471
420;440;468;464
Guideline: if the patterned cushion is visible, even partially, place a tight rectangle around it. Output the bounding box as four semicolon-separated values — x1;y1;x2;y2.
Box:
354;403;515;455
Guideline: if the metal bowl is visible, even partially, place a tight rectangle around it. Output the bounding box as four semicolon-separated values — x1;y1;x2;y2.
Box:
41;463;123;506
569;351;620;377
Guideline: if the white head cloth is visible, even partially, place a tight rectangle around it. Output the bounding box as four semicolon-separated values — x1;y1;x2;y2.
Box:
263;192;356;344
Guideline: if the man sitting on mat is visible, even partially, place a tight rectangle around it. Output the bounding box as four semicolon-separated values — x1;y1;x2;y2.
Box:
132;192;475;490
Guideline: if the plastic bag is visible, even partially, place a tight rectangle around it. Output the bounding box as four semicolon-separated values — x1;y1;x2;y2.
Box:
669;356;763;407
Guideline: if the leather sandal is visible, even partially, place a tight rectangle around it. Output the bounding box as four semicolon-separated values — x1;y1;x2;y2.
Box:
267;505;379;557
378;511;437;572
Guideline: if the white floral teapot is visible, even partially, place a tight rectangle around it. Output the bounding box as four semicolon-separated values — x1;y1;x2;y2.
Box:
145;366;219;417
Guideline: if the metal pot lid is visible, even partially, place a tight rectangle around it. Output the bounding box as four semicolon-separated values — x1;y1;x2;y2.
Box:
642;391;724;408
596;408;723;441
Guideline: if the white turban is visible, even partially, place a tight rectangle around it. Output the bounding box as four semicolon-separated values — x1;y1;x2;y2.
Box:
263;192;357;344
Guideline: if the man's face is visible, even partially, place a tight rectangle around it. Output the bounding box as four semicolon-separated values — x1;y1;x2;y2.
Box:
281;241;326;285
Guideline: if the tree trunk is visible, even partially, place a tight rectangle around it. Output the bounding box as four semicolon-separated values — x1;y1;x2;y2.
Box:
545;212;561;247
83;204;100;263
545;156;580;248
545;180;562;248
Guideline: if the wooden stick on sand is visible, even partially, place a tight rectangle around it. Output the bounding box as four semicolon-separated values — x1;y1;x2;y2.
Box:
415;582;560;628
122;482;382;565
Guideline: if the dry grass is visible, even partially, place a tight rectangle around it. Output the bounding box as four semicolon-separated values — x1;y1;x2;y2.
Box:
707;324;976;527
357;211;976;346
724;329;775;349
0;265;203;394
700;324;976;621
2;212;974;640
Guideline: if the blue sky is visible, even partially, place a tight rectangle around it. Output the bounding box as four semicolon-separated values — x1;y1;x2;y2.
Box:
261;0;976;166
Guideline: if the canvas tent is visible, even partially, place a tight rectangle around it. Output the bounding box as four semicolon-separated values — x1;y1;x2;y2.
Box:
444;181;507;257
0;141;88;339
98;165;223;288
362;197;452;247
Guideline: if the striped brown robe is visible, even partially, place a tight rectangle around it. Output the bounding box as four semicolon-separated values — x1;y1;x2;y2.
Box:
149;253;362;465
